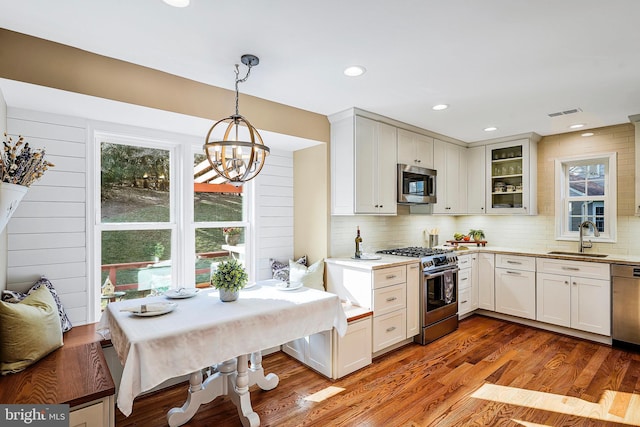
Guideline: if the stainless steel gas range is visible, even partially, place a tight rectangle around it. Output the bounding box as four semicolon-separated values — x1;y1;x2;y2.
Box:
377;247;459;345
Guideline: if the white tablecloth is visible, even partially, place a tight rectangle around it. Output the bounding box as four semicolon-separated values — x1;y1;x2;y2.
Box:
98;282;347;416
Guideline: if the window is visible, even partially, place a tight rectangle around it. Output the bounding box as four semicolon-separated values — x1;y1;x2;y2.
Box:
555;153;616;241
94;131;251;310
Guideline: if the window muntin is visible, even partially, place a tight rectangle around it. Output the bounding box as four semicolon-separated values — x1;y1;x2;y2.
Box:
555;153;616;241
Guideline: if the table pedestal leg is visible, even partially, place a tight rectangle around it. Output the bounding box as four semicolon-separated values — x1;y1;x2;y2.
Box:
166;354;278;427
249;351;279;390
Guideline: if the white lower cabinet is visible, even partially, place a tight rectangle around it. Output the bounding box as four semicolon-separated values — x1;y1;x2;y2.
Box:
282;330;332;378
494;254;536;320
478;253;495;311
406;263;421;337
283;311;373;379
495;268;536;319
333;316;372;379
458;254;478;316
536;258;611;336
372;309;407;353
69;396;115;427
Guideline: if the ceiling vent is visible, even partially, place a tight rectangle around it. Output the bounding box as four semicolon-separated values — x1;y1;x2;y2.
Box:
548;108;583;118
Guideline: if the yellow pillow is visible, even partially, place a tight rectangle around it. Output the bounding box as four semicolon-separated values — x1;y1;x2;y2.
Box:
0;285;63;375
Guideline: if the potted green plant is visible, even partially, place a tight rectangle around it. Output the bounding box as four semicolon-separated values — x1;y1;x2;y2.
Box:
210;258;248;302
223;227;242;246
469;229;485;242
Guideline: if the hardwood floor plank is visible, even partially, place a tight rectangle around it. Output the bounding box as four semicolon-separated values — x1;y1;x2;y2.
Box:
115;315;640;427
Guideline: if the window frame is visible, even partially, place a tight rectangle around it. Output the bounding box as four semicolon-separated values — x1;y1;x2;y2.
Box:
554;152;617;242
88;124;253;321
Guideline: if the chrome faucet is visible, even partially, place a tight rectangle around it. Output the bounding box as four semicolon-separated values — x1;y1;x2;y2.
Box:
578;220;600;253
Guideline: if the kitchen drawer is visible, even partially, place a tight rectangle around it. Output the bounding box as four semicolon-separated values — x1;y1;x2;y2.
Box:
458;288;473;316
373;265;406;289
496;254;536;272
536;257;610;280
458;268;471;290
372;309;407;352
457;254;472;269
373;283;406;316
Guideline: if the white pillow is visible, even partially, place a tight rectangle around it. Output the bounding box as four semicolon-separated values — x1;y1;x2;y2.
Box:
289;259;325;291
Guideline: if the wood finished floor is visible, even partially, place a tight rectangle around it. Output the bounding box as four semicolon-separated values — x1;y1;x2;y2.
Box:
115;315;640;426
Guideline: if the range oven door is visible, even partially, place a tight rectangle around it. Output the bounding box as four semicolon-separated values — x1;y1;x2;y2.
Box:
422;268;458;326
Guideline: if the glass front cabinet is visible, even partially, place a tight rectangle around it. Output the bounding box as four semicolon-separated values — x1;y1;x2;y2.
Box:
485;138;538;215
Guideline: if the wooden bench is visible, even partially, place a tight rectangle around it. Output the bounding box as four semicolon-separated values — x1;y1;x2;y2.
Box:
0;323;116;427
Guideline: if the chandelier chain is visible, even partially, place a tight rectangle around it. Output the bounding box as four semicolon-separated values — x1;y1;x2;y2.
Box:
234;63;253;117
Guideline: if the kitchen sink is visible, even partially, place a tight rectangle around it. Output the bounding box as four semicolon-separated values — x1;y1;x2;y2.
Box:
547;251;608;258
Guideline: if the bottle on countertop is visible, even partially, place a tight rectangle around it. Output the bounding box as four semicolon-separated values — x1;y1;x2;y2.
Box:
355;226;362;258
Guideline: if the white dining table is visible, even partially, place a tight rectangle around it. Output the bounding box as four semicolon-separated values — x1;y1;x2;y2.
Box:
98;280;348;426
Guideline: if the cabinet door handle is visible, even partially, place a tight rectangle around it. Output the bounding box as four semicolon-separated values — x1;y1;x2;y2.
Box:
506;271;521;275
386;296;398;302
507;260;522;265
564;281;569;285
460;277;468;281
461;300;468;304
573;282;577;286
386;275;397;279
386;326;397;333
562;266;580;271
410;265;419;270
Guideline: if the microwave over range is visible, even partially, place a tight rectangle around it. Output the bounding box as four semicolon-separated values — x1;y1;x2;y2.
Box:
397;163;437;204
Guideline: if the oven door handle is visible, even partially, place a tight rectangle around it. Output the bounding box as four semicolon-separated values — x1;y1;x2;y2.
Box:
424;268;459;279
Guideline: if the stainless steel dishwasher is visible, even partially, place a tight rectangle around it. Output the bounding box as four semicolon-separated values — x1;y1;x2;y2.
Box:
611;264;640;348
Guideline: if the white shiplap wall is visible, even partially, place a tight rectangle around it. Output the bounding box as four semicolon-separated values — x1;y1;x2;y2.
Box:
6;108;89;325
5;108;296;324
254;150;294;280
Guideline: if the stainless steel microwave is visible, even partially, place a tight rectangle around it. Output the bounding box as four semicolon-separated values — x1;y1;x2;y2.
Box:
397;164;437;204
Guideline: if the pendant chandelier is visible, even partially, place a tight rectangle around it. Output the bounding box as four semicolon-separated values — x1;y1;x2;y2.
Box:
204;54;270;186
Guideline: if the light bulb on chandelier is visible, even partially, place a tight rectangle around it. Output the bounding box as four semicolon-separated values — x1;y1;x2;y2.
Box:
203;54;270;186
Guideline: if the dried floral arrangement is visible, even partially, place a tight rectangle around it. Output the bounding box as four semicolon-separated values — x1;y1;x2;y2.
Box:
1;133;54;187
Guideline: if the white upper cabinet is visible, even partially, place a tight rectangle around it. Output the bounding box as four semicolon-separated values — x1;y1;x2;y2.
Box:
397;129;434;168
433;139;467;214
466;145;486;214
485;137;538;215
330;110;398;215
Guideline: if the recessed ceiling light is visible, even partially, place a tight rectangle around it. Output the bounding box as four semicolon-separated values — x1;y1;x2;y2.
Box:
581;132;594;137
432;104;449;111
343;66;366;77
484;126;498;132
163;0;190;7
569;123;585;129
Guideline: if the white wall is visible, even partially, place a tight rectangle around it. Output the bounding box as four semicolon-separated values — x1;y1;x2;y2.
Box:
5;108;295;324
254;150;294;280
6;108;88;324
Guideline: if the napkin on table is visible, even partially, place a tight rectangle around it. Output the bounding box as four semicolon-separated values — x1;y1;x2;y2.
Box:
120;302;170;313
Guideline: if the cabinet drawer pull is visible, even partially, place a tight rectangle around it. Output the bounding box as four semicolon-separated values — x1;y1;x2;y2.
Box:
460;277;468;281
410;265;419;270
564;281;569;285
386;296;398;302
461;300;468;304
506;271;521;275
386;326;397;333
562;266;580;271
507;260;522;265
386;274;397;279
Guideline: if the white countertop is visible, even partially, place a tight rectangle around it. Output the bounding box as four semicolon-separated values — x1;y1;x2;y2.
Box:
327;247;640;268
325;254;420;270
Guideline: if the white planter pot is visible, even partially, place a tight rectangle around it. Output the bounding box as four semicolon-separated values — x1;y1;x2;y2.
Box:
0;182;28;233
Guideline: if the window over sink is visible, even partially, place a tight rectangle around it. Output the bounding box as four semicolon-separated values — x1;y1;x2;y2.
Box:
555;153;616;242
